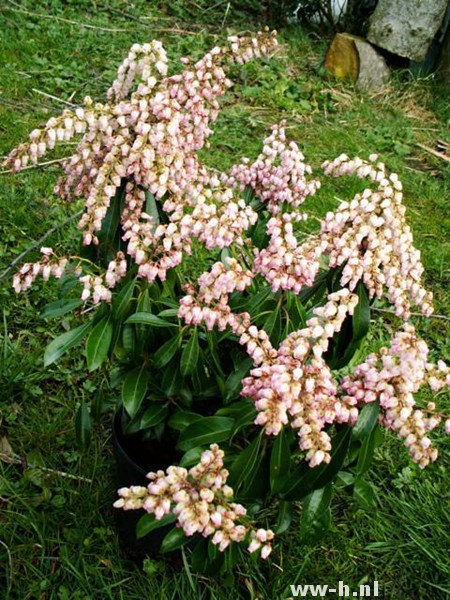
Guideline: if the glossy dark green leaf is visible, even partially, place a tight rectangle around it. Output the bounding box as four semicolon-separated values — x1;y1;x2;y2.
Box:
228;432;263;491
121;324;136;354
86;315;113;371
136;513;176;539
112;278;137;321
353;281;370;341
191;538;210;573
97;185;122;257
153;334;181;369
356;426;377;475
245;286;272;316
168;410;203;431
140;404;169;429
160;527;190;553
179;446;204;468
352;402;380;441
270;428;291;493
223;357;253;403
216;399;257;434
145;190;160;224
177;417;235;451
275;500;293;534
263;304;282;346
180;329;199;376
122;366;148;419
353;478;377;510
157;308;179;318
125;312;179;327
44;321;92;366
300;484;332;545
41;298;84;319
160;360;183;397
75;403;91;449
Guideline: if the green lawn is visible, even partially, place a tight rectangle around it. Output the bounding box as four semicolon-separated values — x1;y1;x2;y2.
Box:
1;1;449;599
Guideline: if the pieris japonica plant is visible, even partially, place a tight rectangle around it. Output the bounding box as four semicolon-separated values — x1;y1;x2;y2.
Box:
4;30;450;574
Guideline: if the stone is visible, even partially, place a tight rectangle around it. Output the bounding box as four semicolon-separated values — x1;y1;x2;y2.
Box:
367;0;449;62
324;33;390;92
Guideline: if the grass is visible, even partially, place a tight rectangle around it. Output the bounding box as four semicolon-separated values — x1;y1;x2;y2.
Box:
1;1;449;598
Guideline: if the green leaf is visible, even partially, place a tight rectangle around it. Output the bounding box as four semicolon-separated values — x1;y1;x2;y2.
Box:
356;426;377;476
352;402;380;441
353;478;377;510
223;358;253;403
300;484;332;545
228;432;263;491
245;286;272;316
180;329;199;376
168;410;203;431
275;500;293;534
112;278;136;321
179;446;204;468
270;428;291;493
136;513;176;539
216;399;257;434
160;360;183;397
263;304;282;346
121;324;136;354
353;281;370;341
140;404;169;429
157;308;179;318
86;315;113;371
75;403;91;449
177;417;235;451
122;366;148;419
145;190;160;224
44;321;92;366
125;312;179;327
41;298;84;319
191;538;210;573
153;334;181;369
160;527;190;553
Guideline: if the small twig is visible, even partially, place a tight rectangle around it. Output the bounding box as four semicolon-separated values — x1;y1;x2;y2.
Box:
220;2;231;29
0;156;73;175
372;307;450;322
0;452;93;483
416;143;450;164
5;0;135;32
0;209;83;281
31;88;77;107
97;4;152;28
0;540;13;595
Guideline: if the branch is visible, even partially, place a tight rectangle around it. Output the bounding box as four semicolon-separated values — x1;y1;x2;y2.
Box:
0;210;83;281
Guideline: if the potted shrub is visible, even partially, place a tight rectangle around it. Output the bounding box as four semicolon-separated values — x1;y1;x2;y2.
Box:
4;30;450;574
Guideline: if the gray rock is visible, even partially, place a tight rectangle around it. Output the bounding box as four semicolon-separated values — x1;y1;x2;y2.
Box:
367;0;449;62
353;38;390;92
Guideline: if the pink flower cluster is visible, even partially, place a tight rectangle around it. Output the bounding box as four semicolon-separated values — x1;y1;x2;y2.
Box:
179;258;278;366
340;323;450;468
3;31;278;300
224;121;320;213
12;247;68;293
114;444;274;558
241;289;360;466
321;154;433;319
253;215;321;293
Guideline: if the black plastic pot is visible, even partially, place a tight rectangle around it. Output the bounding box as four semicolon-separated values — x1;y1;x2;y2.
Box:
111;412;179;561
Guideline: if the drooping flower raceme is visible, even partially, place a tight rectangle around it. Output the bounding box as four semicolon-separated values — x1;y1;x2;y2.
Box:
4;31;278;294
340;323;450;467
114;444;274;558
321;154;433;320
